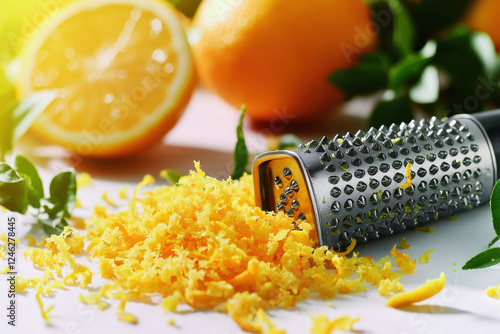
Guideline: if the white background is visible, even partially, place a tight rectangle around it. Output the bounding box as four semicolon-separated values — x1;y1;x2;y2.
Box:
1;89;500;333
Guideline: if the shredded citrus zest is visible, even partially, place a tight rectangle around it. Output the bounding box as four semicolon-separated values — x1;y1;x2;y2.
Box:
486;284;500;299
311;315;360;334
36;292;55;324
257;309;286;334
415;226;435;233
332;239;357;256
133;174;155;199
24;235;37;246
418;249;435;264
18;163;416;332
400;162;413;189
77;173;92;188
118;186;129;199
398;237;410;250
69;216;86;229
386;272;446;308
101;191;117;207
168;319;175;325
390;245;417;274
449;216;457;221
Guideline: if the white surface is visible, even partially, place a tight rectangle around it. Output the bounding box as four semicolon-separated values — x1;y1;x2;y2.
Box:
2;89;500;334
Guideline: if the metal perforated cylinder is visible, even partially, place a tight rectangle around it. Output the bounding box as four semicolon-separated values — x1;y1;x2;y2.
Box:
253;114;497;251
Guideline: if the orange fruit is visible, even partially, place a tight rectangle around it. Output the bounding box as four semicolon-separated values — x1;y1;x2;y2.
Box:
16;0;195;157
464;0;500;50
190;0;376;122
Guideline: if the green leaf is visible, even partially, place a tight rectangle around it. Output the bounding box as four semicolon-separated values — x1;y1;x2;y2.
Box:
369;91;413;128
490;179;500;238
409;65;439;104
277;134;302;150
329;52;390;95
407;0;474;40
231;105;249;180
38;215;68;236
0;162;28;214
167;0;202;18
433;27;496;94
389;54;431;90
392;0;416;57
48;169;77;217
463;247;500;270
488;236;499;249
13;155;44;208
160;169;183;185
0;90;56;159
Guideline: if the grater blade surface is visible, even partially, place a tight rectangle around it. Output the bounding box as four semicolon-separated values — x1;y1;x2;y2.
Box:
253;115;497;251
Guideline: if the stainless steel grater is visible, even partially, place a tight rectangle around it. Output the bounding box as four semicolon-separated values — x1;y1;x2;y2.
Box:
253;110;500;251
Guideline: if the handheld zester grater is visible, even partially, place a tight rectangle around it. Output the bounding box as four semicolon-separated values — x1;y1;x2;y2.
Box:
253;109;500;252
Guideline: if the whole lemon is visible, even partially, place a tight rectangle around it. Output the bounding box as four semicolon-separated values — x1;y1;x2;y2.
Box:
190;0;376;122
464;0;500;50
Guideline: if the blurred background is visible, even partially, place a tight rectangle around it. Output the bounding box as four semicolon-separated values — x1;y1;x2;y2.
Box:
1;0;500;177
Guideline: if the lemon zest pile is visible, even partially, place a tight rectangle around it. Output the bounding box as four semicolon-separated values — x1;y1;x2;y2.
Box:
18;163;422;332
386;272;446;308
418;249;435;264
400;162;413;189
310;315;360;334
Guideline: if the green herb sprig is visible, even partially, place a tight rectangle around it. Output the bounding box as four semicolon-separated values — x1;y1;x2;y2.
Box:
463;179;500;269
0;155;76;235
0;90;77;235
231;105;249;180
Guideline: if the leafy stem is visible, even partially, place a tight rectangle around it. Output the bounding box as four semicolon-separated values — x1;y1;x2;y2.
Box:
463;179;500;270
0;91;77;235
0;155;76;235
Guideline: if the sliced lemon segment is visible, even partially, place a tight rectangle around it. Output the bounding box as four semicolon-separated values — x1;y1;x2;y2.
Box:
17;0;194;157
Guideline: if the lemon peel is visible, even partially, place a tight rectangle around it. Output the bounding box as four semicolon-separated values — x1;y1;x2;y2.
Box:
387;272;446;308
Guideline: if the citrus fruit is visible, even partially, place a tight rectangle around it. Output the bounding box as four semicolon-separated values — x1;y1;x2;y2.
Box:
190;0;376;122
464;0;500;50
16;0;195;157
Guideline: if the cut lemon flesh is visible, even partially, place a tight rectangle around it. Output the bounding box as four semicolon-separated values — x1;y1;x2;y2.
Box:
17;0;194;157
